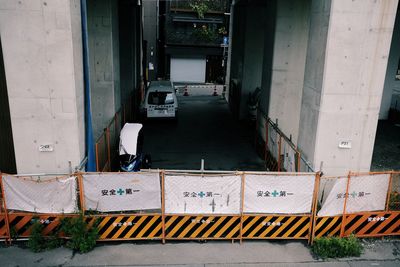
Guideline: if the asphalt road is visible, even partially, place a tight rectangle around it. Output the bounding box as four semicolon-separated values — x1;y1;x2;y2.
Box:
142;95;265;171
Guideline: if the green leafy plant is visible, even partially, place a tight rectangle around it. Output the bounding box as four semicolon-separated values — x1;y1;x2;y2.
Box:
27;219;46;252
190;0;209;18
193;25;217;42
60;214;100;253
311;235;363;259
218;26;227;35
27;218;64;252
10;226;18;242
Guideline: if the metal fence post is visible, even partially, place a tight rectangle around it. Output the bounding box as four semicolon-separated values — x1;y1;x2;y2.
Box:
240;172;245;244
297;151;301;173
264;120;268;168
77;173;86;215
255;109;259;148
95;143;100;172
340;172;352;237
277;135;282;172
385;171;393;211
161;171;166;244
310;172;321;245
106;127;111;171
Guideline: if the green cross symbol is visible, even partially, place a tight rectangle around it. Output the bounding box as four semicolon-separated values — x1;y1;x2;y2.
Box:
351;191;357;198
198;191;205;198
117;188;124;195
272;190;279;197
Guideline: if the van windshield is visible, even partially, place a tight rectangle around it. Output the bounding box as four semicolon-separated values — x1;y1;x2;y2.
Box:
148;91;174;105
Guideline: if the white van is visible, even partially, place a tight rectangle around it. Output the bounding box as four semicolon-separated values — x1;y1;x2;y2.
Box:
141;80;178;119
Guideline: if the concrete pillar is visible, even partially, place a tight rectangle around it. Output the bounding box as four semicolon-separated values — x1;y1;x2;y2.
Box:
380;7;400;119
267;0;311;143
87;0;120;139
298;0;398;175
0;0;85;173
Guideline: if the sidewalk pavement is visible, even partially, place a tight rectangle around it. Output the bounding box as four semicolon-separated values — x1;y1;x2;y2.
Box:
0;239;399;267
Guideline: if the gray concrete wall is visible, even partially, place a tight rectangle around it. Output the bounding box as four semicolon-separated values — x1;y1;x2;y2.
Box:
299;0;398;175
239;5;266;119
268;0;310;144
259;0;276;118
0;0;85;173
380;7;400;119
87;0;120;140
119;1;138;104
227;3;246;117
229;4;245;84
143;0;158;81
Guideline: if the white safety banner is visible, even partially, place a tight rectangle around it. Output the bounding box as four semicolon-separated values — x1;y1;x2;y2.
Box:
318;174;390;216
283;142;296;172
268;124;279;159
83;173;161;212
244;174;316;214
165;175;241;214
3;175;78;213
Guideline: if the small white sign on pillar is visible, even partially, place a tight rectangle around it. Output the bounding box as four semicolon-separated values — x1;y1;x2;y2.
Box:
338;140;351;149
39;144;54;152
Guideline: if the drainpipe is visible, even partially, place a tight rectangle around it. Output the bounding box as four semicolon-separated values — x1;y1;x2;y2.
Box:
80;0;96;171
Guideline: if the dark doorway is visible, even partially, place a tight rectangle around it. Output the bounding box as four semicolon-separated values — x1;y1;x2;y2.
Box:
0;37;17;173
206;55;223;83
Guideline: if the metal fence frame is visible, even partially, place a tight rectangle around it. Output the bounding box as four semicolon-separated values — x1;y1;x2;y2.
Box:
256;110;314;173
0;170;398;244
312;171;400;241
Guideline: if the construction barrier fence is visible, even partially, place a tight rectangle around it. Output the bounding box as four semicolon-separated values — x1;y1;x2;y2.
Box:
0;171;399;244
95;109;123;172
256;111;314;173
312;171;400;242
95;88;137;172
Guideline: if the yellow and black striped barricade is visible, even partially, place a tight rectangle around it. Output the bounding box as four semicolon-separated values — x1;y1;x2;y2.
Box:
0;213;8;240
85;214;163;241
242;214;312;240
313;216;342;238
342;211;400;237
164;214;241;240
7;213;78;239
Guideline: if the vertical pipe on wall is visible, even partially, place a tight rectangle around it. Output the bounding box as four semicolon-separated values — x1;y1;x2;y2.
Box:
81;0;96;171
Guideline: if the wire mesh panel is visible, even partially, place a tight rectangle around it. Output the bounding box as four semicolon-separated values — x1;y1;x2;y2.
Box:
299;157;314;173
264;122;279;171
243;173;318;241
0;177;8;239
0;174;80;240
313;176;347;239
313;172;400;239
280;138;297;172
95;133;109;172
341;172;397;237
389;172;400;211
81;172;163;241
